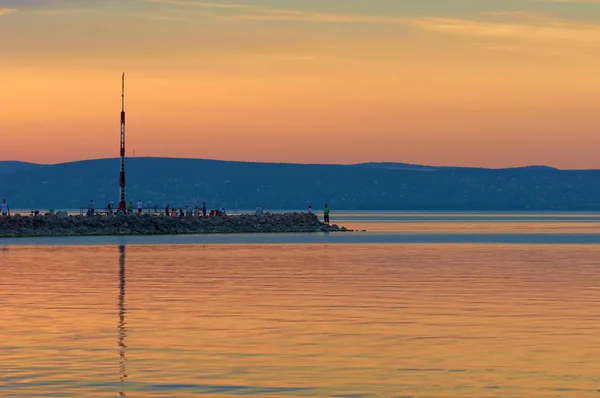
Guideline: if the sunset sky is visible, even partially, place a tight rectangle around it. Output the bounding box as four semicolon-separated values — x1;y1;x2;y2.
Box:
2;0;600;168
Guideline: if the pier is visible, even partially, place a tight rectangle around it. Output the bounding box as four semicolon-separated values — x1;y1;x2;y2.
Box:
0;212;349;238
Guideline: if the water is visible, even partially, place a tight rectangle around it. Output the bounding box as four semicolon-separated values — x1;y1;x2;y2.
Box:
2;213;600;397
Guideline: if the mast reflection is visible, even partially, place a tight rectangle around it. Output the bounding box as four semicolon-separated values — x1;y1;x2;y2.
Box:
118;245;127;396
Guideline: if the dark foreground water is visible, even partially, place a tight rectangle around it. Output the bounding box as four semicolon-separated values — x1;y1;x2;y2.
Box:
2;213;600;397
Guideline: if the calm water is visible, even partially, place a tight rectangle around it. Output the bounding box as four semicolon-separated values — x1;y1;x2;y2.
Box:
2;213;600;397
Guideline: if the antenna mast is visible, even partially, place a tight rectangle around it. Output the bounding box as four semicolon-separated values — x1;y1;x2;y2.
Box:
118;73;127;213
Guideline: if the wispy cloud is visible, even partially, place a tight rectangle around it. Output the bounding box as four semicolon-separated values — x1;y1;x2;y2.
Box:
136;0;400;25
481;11;571;23
34;8;102;15
0;0;103;15
138;0;600;53
140;0;407;23
0;7;16;16
410;14;600;46
137;14;192;21
252;53;317;61
141;0;258;10
0;0;57;8
535;0;600;3
228;9;407;23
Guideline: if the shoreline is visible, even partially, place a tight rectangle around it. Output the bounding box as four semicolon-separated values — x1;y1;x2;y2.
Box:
0;212;350;238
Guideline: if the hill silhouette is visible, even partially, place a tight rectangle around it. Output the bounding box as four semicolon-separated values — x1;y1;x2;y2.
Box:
0;161;45;175
0;157;598;210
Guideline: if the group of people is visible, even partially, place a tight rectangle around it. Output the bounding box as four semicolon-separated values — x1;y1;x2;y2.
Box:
96;199;145;216
0;197;334;223
164;202;215;218
91;200;334;222
2;197;333;222
307;204;331;223
87;199;224;219
89;200;332;223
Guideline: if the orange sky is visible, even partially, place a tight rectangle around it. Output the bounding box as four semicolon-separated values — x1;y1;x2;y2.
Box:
2;0;600;168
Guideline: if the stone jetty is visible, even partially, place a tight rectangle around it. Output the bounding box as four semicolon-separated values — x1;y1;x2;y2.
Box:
0;212;349;238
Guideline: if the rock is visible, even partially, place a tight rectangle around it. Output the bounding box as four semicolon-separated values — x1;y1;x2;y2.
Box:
0;213;352;237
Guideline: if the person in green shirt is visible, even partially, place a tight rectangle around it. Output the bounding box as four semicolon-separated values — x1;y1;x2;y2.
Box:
324;204;330;224
127;201;133;213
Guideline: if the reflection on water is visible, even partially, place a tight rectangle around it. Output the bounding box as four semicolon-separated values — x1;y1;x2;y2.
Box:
118;245;127;397
334;212;600;234
5;212;600;247
2;243;600;396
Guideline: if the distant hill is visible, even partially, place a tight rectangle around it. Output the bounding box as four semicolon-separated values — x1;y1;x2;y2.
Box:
353;162;444;171
354;162;559;172
1;157;599;210
0;161;45;175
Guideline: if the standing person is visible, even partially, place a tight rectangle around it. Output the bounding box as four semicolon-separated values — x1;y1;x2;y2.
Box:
201;202;207;217
194;206;200;218
127;201;133;214
1;198;9;217
165;204;170;216
307;205;312;214
324;204;330;224
106;202;113;215
256;205;264;217
136;199;143;214
88;199;95;217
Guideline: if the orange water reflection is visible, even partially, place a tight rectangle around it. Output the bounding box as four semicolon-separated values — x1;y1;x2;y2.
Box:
338;220;600;234
2;244;600;396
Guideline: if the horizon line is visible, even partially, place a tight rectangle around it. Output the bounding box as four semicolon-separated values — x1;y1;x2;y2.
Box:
0;156;571;170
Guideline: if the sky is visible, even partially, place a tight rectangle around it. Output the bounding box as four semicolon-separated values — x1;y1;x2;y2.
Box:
2;0;600;168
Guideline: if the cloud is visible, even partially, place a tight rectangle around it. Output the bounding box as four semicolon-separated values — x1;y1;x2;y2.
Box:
229;9;408;23
227;12;404;23
0;0;100;14
141;0;258;10
252;53;317;61
137;14;192;21
409;14;600;46
138;0;599;30
0;0;51;6
34;8;102;15
0;7;15;15
140;0;411;24
534;0;600;3
138;0;600;53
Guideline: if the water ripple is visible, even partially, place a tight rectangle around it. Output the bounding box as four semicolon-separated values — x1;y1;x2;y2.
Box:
2;240;600;396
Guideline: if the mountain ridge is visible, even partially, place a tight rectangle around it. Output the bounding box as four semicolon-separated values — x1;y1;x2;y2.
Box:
1;158;563;171
1;157;598;210
0;161;47;175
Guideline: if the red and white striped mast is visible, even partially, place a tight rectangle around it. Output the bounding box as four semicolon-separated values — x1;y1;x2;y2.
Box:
118;73;127;213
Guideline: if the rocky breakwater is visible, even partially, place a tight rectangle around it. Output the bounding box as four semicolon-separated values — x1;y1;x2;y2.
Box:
0;212;350;238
